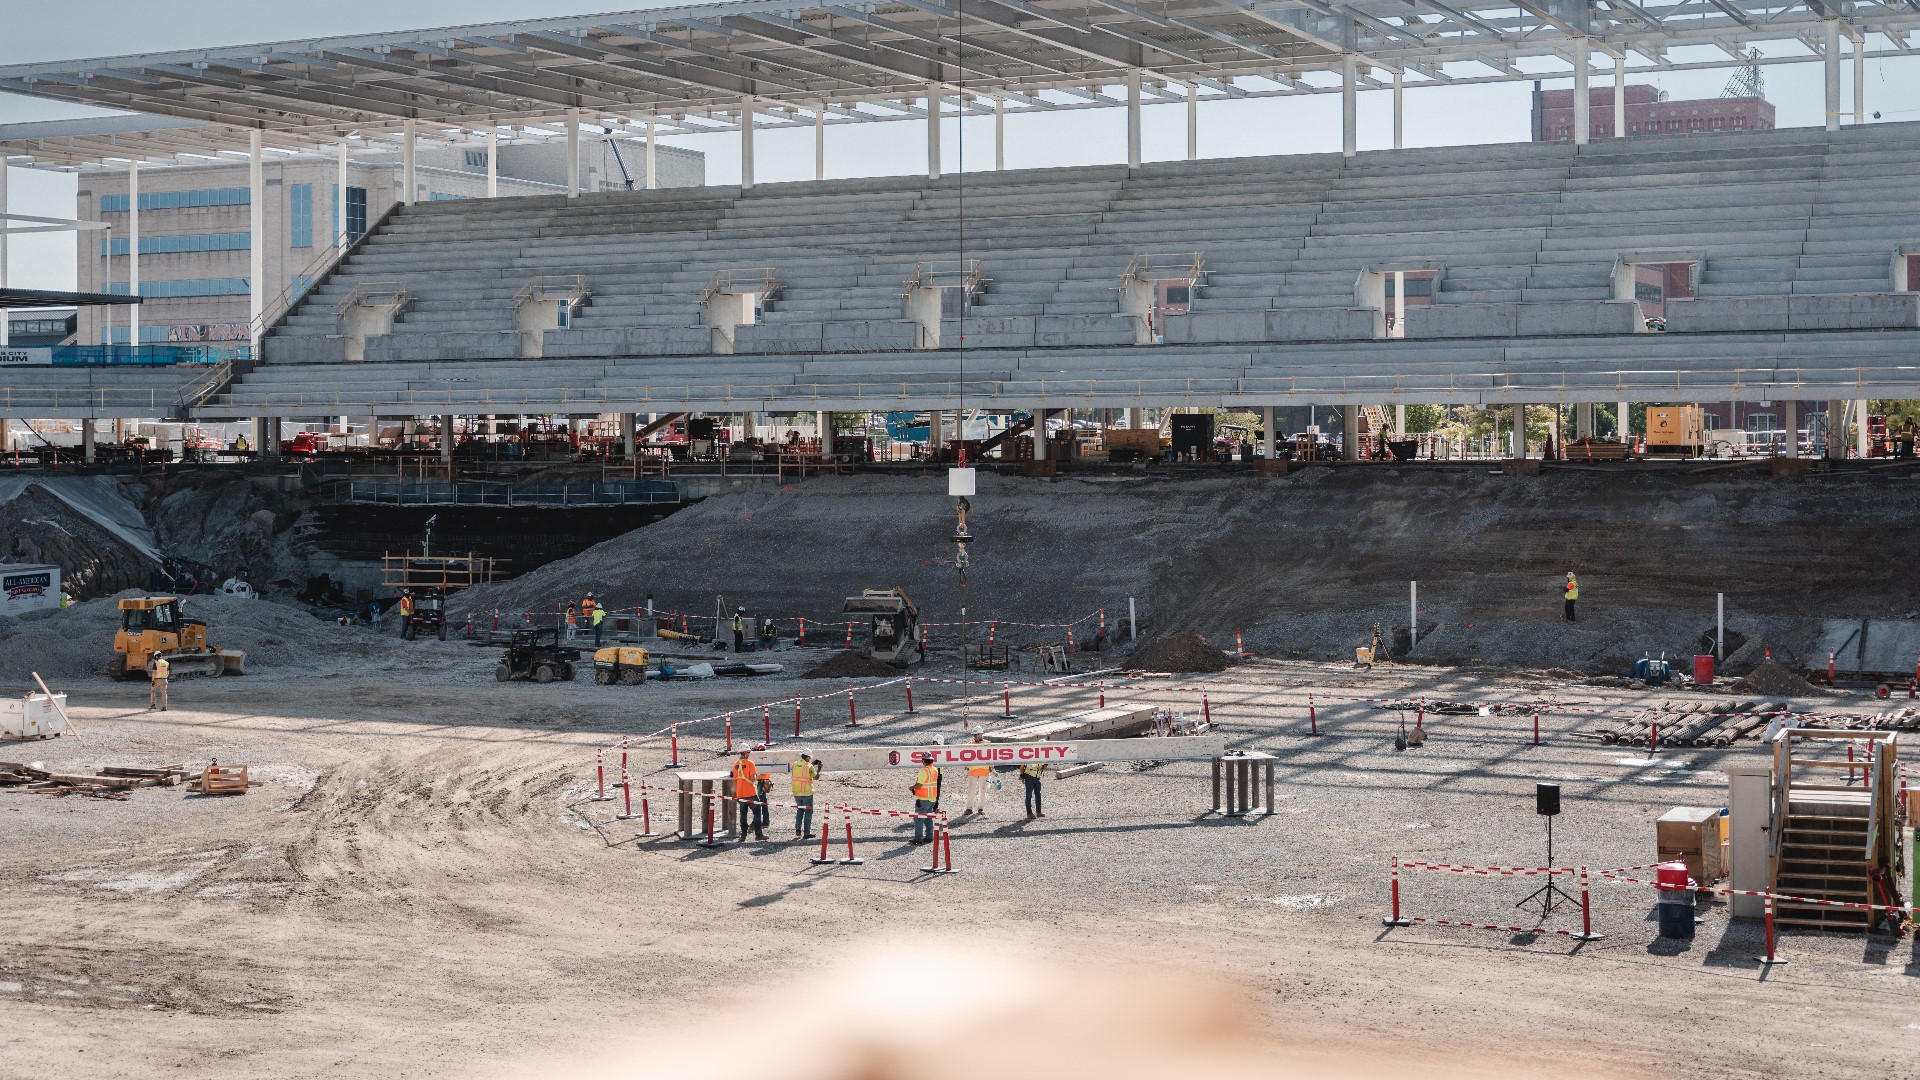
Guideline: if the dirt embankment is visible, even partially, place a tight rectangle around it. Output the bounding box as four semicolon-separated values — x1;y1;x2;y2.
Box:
448;468;1920;677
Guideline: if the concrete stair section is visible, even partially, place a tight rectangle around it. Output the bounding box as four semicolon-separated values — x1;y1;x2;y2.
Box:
1774;792;1874;932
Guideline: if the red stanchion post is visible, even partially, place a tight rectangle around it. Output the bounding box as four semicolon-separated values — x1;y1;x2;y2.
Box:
812;805;835;864
1236;628;1244;656
905;676;915;713
1383;856;1411;926
639;785;653;836
847;686;858;727
669;724;681;768
466;613;474;638
1578;866;1599;940
1003;679;1013;718
764;706;772;746
725;712;734;752
794;699;802;737
1415;699;1424;732
1308;693;1319;736
1203;691;1212;726
621;764;633;819
845;623;853;650
840;809;863;865
1098;680;1106;709
1828;648;1836;683
596;749;606;800
492;609;500;631
621;735;629;775
798;616;806;647
1650;719;1659;755
1533;709;1541;746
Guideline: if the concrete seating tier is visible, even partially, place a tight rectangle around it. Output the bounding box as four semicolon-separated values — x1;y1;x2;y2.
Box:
1;364;217;418
249;122;1920;376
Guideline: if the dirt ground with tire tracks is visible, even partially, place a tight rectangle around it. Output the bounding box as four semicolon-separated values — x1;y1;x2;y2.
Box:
3;642;1915;1079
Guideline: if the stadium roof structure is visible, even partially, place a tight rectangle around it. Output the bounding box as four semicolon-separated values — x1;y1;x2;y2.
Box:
0;0;1916;166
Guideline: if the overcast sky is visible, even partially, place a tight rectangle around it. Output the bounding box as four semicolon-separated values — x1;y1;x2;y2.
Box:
5;1;1918;290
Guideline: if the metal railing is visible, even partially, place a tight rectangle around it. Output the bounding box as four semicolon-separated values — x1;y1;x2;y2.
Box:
513;274;590;311
902;259;984;297
250;200;407;344
335;280;414;316
347;478;679;506
41;344;239;366
699;267;780;306
1120;250;1207;286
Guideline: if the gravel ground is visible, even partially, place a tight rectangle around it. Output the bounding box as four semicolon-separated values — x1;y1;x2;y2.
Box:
3;638;1913;1079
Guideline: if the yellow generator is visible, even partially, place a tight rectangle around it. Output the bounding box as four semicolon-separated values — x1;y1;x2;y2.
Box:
1644;406;1705;457
110;596;247;680
593;646;650;685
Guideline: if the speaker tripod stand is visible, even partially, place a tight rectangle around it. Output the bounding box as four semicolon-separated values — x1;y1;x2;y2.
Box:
1515;813;1578;920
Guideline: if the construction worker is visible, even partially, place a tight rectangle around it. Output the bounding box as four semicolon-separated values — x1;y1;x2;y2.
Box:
963;727;992;817
911;754;941;844
731;749;764;841
396;591;414;635
564;601;578;641
790;750;822;838
732;606;747;652
148;655;170;712
586;593;606;646
1021;760;1047;819
1564;572;1579;623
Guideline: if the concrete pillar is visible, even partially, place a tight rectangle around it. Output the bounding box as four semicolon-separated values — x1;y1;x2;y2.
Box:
249;130;265;337
81;419;95;463
441;414;455;465
1033;406;1048;461
1856;399;1869;457
1342;404;1360;460
740;98;756;189
646;121;659;190
1572;38;1591;146
1511;404;1527;458
336;140;350;248
1186;83;1198;161
1394;403;1406;438
1261;405;1277;459
621;413;637;458
1392;72;1403;150
127;160;140;347
813;105;825;182
1618;400;1630;439
1825;20;1842;132
1125;407;1143;430
1783;400;1798;458
994;97;1006;171
402;119;416;204
1826;400;1845;459
1575;402;1595;440
817;410;834;454
927;83;942;179
486;130;499;198
566;109;581;197
929;410;944;450
1854;35;1865;125
1341;55;1358;159
1614;54;1626;137
1125;71;1142;169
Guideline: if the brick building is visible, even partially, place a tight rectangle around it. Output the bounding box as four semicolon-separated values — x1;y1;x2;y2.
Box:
1532;84;1775;142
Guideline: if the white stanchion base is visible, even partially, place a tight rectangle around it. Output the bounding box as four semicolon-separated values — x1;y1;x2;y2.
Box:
838;857;865;865
1381;918;1413;927
921;866;959;875
1753;955;1788;965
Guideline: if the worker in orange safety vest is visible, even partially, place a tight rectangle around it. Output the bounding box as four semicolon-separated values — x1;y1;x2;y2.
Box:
962;727;992;818
732;749;765;842
1564;572;1579;623
911;756;941;844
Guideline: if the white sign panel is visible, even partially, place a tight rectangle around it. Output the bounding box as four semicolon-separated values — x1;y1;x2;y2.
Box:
0;565;61;616
749;735;1230;772
0;348;54;366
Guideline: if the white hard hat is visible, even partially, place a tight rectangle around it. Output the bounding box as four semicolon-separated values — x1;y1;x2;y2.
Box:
802;748;814;757
970;725;984;736
932;734;946;745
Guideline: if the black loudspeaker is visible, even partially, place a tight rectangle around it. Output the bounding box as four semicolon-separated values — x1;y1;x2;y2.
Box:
1535;783;1561;817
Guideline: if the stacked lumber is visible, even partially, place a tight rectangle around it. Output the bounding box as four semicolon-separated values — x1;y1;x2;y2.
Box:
1586;704;1920;745
0;762;193;798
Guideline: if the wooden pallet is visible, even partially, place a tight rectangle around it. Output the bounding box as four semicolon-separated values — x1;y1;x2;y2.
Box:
193;763;249;796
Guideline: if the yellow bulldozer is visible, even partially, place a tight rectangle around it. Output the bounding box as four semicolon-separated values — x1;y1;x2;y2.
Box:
109;596;247;680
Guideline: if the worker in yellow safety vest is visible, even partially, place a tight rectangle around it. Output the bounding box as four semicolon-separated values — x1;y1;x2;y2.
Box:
731;750;765;842
911;756;941;844
1020;761;1047;820
148;656;170;712
732;607;747;652
790;750;822;838
585;593;606;646
962;727;992;818
1564;572;1579;623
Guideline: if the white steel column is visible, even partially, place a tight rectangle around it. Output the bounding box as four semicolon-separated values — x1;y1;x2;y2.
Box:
1392;72;1403;150
1186;83;1198;160
1261;406;1276;459
740;98;756;189
1033;405;1048;461
1614;54;1626;136
1341;55;1358;158
1512;405;1528;458
1783;399;1799;458
927;84;942;179
249;130;265;339
486;130;498;197
566;109;581;197
0;157;8;347
1856;399;1869;456
1125;71;1142;169
929;410;944;451
402;119;416;204
813;105;825;181
127;161;140;346
1618;400;1629;439
336;140;349;248
1342;404;1360;459
1393;269;1406;338
994;97;1006;171
646;121;659;189
1394;403;1406;438
1854;36;1865;124
1825;20;1842;132
1572;38;1591;145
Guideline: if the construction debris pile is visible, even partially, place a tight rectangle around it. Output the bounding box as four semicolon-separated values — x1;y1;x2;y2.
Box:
1729;660;1831;698
1374;699;1534;716
802;651;905;679
1125;632;1235;674
0;762;192;799
1587;701;1791;746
